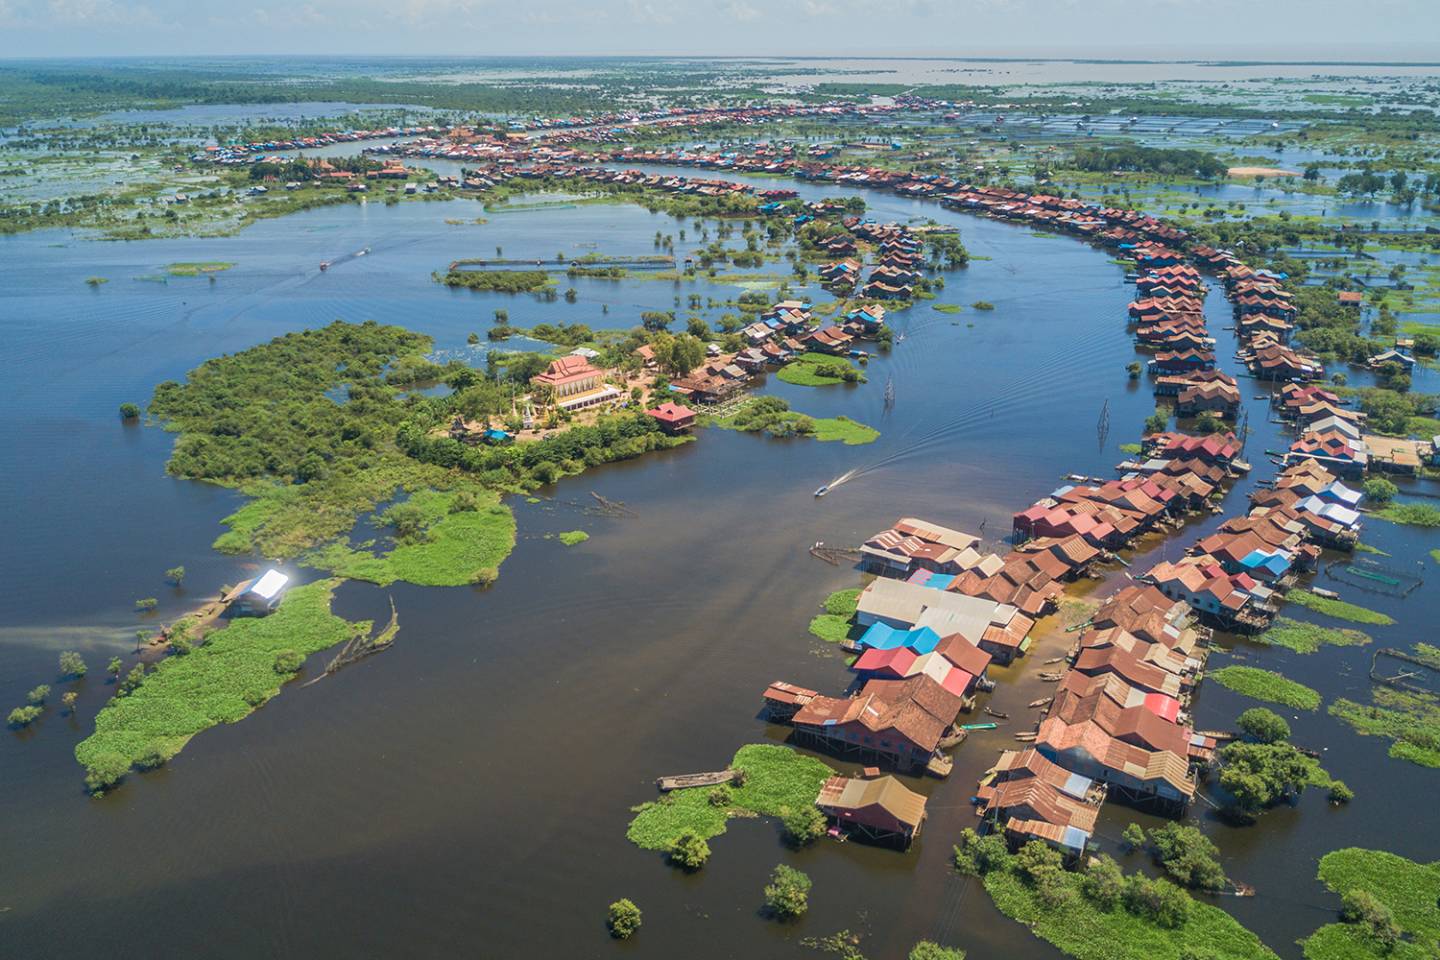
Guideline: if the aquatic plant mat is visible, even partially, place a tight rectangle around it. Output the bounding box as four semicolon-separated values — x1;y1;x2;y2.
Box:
75;580;377;774
809;588;860;643
1255;618;1372;655
626;744;834;851
1301;848;1440;959
970;853;1278;960
1211;665;1322;711
1285;590;1395;626
1329;645;1440;768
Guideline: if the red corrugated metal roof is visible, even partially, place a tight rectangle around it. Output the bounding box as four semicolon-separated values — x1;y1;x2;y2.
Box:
1143;693;1181;723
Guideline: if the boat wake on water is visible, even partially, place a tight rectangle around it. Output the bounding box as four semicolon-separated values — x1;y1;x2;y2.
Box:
811;329;1119;499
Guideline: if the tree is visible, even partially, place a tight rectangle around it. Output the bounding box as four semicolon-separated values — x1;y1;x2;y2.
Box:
119;402;141;419
666;334;706;377
909;942;966;960
107;656;123;680
84;753;131;794
1194;412;1226;434
1083;854;1125;910
59;650;87;679
1147;823;1227;891
118;664;147;697
382;501;429;543
1123;873;1191;929
953;827;1011;876
1237;707;1291;744
165;565;186;586
1328;780;1355;804
135;744;168;770
764;864;811;919
1121;823;1147;851
641;310;674;333
135;598;158;612
1126;361;1142;379
708;784;733;807
1340;889;1400;949
783;806;827;847
1219;740;1317;816
1145;408;1169;434
8;705;42;727
27;685;50;706
607;899;642;939
61;690;79;714
1363;477;1398;504
273;650;305;674
668;830;711;870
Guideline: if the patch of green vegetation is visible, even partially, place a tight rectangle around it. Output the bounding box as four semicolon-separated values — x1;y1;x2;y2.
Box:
625;744;835;851
1257;617;1372;655
1287;590;1395;626
812;416;880;445
439;269;553;293
776;352;866;386
1302;922;1431;960
956;833;1277;960
932;303;963;314
1301;849;1440;960
1373;502;1440;528
558;530;589;546
1330;686;1440;769
1118;442;1143;455
145;320;666;588
166;261;234;277
75;579;383;784
303;488;516;587
85;276;108;286
1211;665;1321;710
808;588;859;643
822;588;860;618
1431;549;1440;565
710;397;878;445
808;615;853;643
971;301;995;311
1353;542;1388;556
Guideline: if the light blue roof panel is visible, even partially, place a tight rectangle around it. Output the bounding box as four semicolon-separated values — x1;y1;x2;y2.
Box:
1060;772;1093;800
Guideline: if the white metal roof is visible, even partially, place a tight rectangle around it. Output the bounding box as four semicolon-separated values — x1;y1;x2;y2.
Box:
249;569;289;601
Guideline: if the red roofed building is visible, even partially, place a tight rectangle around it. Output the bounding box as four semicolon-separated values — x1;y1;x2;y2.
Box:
645;402;696;434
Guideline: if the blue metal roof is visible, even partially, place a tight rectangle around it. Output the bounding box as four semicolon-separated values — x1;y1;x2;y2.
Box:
856;623;942;654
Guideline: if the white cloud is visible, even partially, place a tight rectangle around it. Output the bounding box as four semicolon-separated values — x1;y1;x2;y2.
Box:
725;0;760;20
46;0;157;23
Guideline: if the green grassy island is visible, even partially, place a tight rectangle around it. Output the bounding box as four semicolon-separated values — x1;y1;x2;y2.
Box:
626;744;835;852
75;580;387;790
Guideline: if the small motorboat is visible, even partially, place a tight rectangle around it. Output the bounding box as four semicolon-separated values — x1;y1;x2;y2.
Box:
319;261;329;271
813;485;829;498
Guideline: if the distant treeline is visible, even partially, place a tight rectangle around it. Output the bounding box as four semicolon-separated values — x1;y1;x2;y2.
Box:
1066;144;1228;179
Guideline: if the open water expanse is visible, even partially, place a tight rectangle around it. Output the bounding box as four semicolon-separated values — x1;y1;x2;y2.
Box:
1;169;1437;958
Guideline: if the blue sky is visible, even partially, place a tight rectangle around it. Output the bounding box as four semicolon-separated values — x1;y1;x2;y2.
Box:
0;0;1435;60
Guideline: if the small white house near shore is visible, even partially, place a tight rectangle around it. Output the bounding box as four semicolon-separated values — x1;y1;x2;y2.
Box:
234;569;289;617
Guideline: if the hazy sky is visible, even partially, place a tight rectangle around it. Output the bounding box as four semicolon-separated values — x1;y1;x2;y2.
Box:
0;0;1437;60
